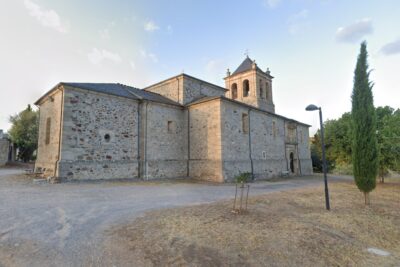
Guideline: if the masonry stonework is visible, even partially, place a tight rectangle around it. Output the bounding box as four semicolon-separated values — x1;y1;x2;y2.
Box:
35;88;63;177
188;99;223;182
0;139;9;166
35;57;312;182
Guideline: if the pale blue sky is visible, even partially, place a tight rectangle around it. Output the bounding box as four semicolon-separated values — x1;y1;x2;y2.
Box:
1;0;399;134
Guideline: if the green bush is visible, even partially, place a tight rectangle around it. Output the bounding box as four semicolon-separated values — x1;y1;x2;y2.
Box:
331;162;353;175
235;172;252;183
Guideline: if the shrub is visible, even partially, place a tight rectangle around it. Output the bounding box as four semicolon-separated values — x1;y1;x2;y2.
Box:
235;172;252;183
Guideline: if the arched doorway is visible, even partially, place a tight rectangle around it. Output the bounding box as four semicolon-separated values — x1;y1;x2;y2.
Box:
290;152;294;173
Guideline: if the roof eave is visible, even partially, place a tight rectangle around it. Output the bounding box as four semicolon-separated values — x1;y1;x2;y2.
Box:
34;82;63;106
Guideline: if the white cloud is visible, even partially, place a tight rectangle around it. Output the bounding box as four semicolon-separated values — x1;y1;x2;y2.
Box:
380;39;400;55
24;0;68;33
144;20;159;32
264;0;282;8
335;18;373;43
87;48;122;65
287;9;309;35
139;49;158;63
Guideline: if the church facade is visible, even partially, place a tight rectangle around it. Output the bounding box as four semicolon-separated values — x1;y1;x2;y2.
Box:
34;57;312;182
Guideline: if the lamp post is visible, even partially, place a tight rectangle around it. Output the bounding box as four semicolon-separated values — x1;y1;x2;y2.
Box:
306;104;330;211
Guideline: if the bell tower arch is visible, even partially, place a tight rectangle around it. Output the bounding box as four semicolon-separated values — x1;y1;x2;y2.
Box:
224;57;275;113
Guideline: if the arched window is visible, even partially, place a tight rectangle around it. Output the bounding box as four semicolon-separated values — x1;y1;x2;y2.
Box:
231;83;238;100
265;82;269;100
243;79;250;97
259;79;264;98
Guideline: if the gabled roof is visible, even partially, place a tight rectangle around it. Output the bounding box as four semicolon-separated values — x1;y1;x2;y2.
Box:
143;73;227;92
122;85;182;106
63;83;138;100
35;82;182;106
232;57;254;75
230;57;273;78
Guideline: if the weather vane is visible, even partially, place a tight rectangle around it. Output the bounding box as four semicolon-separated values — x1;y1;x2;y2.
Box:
244;49;249;58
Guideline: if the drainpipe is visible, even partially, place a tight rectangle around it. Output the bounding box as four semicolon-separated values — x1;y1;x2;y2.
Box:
137;100;141;179
187;108;190;177
283;120;288;171
248;109;254;180
54;87;64;178
144;101;149;180
296;125;302;175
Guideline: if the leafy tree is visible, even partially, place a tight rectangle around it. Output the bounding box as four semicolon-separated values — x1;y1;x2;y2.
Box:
351;41;378;205
8;105;39;162
377;107;400;181
311;113;352;173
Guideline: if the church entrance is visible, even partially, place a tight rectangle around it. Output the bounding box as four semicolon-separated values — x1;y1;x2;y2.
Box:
289;152;294;173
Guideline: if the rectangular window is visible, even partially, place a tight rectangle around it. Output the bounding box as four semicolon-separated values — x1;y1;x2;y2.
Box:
262;151;267;159
45;117;51;145
167;121;174;133
242;113;249;134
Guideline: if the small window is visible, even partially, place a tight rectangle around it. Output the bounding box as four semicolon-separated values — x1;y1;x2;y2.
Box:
167;121;175;133
242;113;249;134
272;121;277;138
45;117;51;145
231;83;238;100
243;80;250;97
104;134;111;142
262;151;267;159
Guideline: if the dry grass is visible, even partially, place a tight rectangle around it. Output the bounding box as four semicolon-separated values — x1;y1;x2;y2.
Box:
102;181;400;267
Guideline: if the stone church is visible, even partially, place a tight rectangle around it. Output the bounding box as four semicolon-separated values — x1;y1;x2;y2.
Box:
34;57;312;182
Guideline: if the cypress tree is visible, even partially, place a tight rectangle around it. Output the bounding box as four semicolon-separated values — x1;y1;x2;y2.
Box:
351;41;378;205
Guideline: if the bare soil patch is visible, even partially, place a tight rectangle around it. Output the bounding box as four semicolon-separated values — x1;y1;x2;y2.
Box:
102;182;400;266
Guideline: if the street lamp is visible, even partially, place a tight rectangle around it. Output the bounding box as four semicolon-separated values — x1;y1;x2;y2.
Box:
306;104;330;211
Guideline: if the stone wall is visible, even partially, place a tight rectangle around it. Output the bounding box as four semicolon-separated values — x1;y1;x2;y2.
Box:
183;76;226;104
35;88;63;177
142;102;188;179
188;99;223;182
145;76;184;104
296;124;313;175
58;86;139;180
220;99;287;181
145;74;226;105
0;139;9;166
219;99;312;181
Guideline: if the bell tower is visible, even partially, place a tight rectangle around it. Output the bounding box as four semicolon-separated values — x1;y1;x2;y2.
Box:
224;57;275;113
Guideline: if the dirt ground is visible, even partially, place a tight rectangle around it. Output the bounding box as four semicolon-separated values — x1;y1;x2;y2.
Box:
103;181;400;267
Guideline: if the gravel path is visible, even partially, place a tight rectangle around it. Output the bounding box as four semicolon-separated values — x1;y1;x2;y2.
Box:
0;168;347;266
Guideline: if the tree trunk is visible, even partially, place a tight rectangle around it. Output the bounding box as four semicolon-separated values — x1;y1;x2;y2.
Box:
364;192;370;205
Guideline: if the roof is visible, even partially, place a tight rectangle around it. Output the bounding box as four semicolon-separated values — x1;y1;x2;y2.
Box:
230;57;273;78
144;73;227;92
63;83;138;100
122;85;182;106
35;82;182;106
187;95;311;127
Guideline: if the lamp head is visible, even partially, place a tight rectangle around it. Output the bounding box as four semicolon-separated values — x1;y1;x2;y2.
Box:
305;104;319;111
